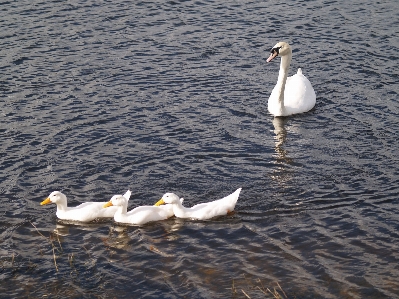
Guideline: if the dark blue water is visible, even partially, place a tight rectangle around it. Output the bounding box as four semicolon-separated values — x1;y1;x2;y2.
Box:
1;0;399;298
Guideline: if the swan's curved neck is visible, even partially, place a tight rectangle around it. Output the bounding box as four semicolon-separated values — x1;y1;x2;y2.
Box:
275;53;292;112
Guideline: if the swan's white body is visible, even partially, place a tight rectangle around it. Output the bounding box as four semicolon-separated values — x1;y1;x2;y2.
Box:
267;42;316;116
41;190;127;222
103;193;180;225
155;188;242;220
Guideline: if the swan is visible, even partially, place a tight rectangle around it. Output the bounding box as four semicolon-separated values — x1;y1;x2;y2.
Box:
40;190;130;222
154;188;242;220
266;41;316;116
103;193;182;225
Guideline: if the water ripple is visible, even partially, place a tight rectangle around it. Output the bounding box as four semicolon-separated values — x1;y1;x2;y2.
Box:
1;0;399;298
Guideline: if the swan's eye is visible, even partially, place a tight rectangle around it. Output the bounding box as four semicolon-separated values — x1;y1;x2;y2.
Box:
271;46;282;54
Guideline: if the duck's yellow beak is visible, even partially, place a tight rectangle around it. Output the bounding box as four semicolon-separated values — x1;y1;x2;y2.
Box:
154;198;165;206
103;201;113;208
40;198;51;205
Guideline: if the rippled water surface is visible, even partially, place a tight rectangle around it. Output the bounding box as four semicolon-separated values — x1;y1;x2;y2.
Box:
1;0;399;298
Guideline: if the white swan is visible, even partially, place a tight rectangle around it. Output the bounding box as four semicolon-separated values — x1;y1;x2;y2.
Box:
266;41;316;116
154;188;242;220
103;193;182;225
40;190;130;222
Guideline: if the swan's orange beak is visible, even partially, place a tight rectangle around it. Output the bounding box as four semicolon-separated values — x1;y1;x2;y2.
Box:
267;51;278;62
103;201;113;208
154;199;165;206
41;198;51;205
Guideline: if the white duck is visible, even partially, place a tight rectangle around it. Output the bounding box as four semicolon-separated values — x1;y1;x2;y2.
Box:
40;190;130;222
103;193;182;225
154;188;242;220
266;41;316;116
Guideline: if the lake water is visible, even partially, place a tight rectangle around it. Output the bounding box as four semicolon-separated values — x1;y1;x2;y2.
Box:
1;0;399;298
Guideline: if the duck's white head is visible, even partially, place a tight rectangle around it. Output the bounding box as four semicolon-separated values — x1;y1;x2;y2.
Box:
41;191;67;205
103;194;127;208
103;190;131;208
154;193;180;206
266;41;292;62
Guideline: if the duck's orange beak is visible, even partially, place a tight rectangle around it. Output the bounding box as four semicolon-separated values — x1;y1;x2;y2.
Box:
40;198;51;205
154;198;165;206
103;201;113;208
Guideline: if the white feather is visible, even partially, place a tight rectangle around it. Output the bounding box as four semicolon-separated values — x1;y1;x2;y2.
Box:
267;42;316;116
155;188;242;220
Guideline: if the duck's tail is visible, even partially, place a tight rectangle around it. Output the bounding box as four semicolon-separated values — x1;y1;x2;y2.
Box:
123;190;132;200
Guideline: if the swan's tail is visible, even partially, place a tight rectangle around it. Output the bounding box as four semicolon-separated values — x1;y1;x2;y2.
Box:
297;68;303;75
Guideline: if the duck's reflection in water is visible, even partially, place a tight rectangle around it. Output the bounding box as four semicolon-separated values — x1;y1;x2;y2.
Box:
103;218;185;253
53;223;70;237
106;225;132;250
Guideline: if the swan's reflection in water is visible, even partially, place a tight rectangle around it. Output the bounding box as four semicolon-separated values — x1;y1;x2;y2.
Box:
271;117;294;188
272;117;291;163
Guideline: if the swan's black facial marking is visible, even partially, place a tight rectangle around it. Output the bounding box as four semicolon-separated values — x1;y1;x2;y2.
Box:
270;46;282;55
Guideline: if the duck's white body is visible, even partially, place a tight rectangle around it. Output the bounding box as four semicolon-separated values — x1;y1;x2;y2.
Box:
267;42;316;116
155;188;242;220
103;193;179;225
41;190;128;222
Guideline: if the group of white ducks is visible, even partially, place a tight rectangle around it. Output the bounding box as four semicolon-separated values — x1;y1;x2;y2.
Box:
41;188;242;225
40;41;316;225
